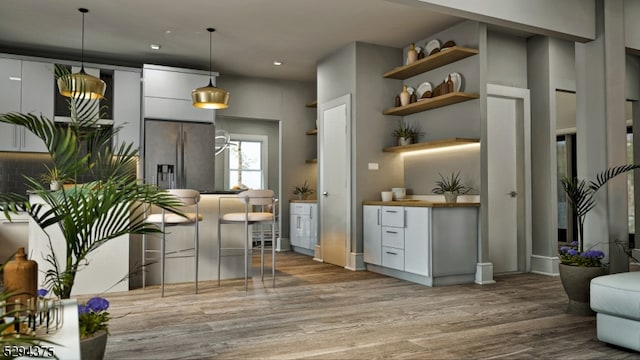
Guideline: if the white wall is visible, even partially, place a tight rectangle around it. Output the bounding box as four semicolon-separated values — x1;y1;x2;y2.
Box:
624;0;640;51
487;30;528;88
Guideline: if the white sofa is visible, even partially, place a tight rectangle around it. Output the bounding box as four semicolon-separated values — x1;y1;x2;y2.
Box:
590;271;640;352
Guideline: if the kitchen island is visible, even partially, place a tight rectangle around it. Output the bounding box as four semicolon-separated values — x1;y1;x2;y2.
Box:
363;200;480;286
28;193;258;295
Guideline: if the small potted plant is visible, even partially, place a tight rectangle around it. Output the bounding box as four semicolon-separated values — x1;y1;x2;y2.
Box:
391;120;423;146
293;180;314;200
38;165;68;191
431;171;471;203
78;296;111;360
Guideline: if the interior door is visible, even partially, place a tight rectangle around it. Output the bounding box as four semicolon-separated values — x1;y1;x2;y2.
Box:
487;90;529;274
319;94;350;267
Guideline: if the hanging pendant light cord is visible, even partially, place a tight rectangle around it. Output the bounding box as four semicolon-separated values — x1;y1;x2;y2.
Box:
207;28;215;86
79;8;88;73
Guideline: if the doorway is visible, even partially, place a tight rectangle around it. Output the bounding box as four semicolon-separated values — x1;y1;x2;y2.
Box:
486;84;532;274
319;94;351;267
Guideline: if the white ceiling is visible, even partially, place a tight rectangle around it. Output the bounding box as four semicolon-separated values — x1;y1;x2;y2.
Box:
0;0;463;81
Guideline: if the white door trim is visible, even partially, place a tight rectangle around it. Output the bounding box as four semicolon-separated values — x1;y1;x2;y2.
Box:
486;83;532;274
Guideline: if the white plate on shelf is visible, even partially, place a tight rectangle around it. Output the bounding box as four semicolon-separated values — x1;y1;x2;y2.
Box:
416;82;432;99
406;86;415;95
444;72;462;92
425;39;440;56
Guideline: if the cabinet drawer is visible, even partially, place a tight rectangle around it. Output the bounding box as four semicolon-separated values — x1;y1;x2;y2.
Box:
381;207;404;227
382;246;404;271
382;226;404;249
290;203;312;215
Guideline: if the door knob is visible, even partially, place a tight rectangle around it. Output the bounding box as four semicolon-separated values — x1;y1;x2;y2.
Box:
509;191;518;198
323;192;328;197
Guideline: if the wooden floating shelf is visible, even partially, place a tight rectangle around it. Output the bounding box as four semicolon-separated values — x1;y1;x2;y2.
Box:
383;92;479;116
383;46;479;80
306;129;318;135
305;100;318;108
383;138;480;153
305;158;318;164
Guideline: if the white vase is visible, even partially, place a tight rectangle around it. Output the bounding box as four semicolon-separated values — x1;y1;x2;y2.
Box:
444;191;458;203
406;43;418;65
50;180;62;191
398;137;411;146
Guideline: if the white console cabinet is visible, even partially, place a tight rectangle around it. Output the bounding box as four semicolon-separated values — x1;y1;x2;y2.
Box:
363;203;478;286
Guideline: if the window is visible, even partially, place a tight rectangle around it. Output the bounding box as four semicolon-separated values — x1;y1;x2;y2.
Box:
225;134;268;190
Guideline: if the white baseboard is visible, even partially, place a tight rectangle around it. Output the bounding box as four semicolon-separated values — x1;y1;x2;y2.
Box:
313;245;323;262
475;262;496;284
530;254;559;276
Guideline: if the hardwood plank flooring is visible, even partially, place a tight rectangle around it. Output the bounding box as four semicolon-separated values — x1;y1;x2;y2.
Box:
89;252;639;359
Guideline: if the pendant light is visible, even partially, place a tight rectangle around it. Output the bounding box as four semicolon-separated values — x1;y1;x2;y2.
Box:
57;8;106;100
192;28;229;109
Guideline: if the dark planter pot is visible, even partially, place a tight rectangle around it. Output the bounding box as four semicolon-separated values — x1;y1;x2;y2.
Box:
80;330;108;360
558;263;606;316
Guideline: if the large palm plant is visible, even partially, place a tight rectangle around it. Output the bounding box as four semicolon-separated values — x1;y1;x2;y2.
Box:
0;65;183;299
561;164;640;254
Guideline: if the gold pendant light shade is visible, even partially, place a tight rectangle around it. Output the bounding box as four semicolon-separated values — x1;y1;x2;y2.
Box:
192;80;229;109
192;27;229;109
57;8;106;99
57;69;106;99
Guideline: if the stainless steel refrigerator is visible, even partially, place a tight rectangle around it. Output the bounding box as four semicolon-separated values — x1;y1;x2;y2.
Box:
144;119;215;192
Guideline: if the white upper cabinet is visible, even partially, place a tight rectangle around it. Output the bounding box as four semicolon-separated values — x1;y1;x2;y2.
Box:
0;58;49;152
142;64;215;122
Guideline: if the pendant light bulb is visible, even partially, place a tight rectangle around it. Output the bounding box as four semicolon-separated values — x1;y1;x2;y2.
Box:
192;27;229;109
57;8;106;100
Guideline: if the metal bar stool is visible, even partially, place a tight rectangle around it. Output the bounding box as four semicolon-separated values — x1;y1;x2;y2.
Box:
142;189;202;297
217;189;277;290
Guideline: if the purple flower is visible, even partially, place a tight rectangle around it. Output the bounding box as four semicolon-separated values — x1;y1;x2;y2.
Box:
570;241;579;247
78;304;89;315
560;246;569;253
86;297;109;312
37;288;48;297
567;249;578;256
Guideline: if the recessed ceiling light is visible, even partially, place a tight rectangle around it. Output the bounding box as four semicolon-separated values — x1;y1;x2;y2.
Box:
273;60;283;66
164;30;172;35
150;44;162;50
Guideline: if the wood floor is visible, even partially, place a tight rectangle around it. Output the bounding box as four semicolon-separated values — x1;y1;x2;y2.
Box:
94;252;639;359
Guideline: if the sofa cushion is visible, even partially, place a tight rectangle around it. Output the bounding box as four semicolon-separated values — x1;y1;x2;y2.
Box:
590;271;640;321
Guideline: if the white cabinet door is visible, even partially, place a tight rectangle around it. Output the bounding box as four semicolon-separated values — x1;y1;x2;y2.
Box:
20;60;52;152
0;58;22;152
363;205;382;265
113;70;141;150
290;203;313;249
142;66;215;122
404;207;431;277
381;206;404;227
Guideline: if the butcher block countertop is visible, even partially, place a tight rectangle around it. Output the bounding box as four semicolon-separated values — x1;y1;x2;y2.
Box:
363;200;480;207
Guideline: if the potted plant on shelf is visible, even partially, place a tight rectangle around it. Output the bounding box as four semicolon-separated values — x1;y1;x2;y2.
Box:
559;164;640;315
391;120;423;146
293;180;314;200
77;296;111;360
431;171;471;203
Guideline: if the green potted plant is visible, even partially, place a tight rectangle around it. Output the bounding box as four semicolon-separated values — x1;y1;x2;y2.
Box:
293;180;314;200
38;164;70;191
431;171;471;203
391;120;423;146
0;66;184;356
559;164;640;314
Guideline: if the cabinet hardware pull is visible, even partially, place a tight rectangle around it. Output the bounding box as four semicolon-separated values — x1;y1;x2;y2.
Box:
377;209;380;225
386;210;398;213
385;230;398;234
386;251;398;255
